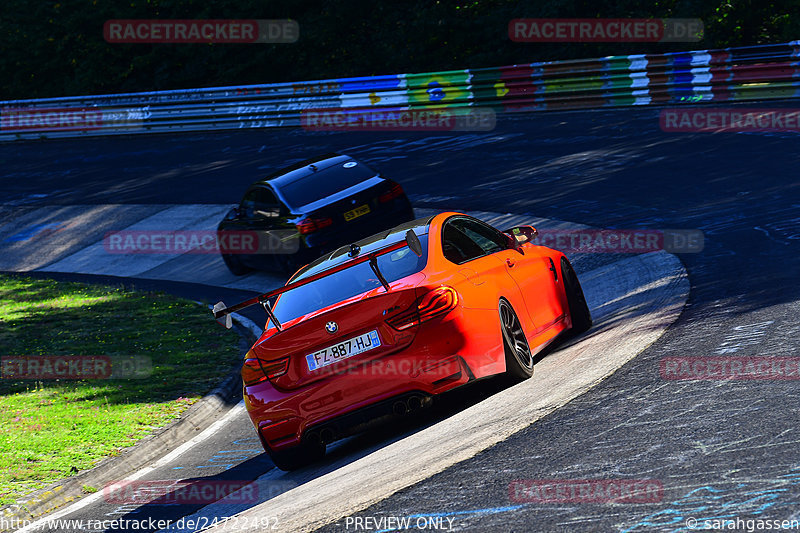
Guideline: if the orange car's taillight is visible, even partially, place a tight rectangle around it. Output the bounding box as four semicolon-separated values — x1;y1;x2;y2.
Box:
385;286;459;331
262;357;290;379
242;356;289;386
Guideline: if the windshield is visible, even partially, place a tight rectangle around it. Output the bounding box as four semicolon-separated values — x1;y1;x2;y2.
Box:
270;234;429;326
277;162;377;208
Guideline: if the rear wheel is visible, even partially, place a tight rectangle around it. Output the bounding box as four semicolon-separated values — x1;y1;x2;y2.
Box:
499;299;534;380
277;254;303;277
268;439;325;471
221;253;253;276
562;258;592;336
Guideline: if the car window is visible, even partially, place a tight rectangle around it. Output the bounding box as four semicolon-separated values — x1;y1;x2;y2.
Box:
293;215;435;280
277;161;376;208
459;218;508;254
240;187;282;217
442;217;508;264
442;224;485;264
272;234;429;326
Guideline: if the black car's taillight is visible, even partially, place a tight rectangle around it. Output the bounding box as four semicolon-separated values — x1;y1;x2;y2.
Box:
385;286;459;330
296;216;333;235
379;181;405;203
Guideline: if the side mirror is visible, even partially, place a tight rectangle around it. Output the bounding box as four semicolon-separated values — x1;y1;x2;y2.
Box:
504;225;538;246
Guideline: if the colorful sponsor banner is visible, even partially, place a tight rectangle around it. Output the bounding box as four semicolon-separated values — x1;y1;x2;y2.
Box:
732;82;800;101
104;19;298;44
102;230;299;255
509;18;702;43
470;66;539;107
337;76;409;108
660;108;800;132
509;479;663;503
543;76;605;93
336;76;405;94
231;95;341;129
290;81;341;96
405;71;471;107
339;90;409;109
3;42;800;140
660;357;800;380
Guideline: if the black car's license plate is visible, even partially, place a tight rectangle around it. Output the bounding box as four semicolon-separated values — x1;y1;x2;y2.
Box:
344;204;371;221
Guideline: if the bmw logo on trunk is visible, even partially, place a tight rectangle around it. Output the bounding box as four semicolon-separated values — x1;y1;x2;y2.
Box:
325;321;338;334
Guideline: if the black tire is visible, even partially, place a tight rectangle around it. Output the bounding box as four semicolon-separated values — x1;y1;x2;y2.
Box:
499;298;534;380
268;439;325;471
221;253;253;276
277;254;303;277
561;258;592;336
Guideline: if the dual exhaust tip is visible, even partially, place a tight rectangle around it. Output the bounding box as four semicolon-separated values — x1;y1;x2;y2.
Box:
307;427;336;445
306;394;430;446
392;394;427;416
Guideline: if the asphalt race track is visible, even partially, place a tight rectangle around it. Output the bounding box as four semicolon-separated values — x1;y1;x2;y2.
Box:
1;104;799;532
2;205;685;532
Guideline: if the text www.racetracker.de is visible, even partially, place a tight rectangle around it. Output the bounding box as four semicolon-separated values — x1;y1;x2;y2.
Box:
1;515;280;531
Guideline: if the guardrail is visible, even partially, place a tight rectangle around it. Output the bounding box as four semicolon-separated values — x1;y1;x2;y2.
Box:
1;41;799;141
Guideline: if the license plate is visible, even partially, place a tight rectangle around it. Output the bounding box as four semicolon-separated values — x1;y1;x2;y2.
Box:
344;204;370;222
306;330;381;372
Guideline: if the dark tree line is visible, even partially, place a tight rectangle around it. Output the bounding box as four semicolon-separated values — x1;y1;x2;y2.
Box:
1;0;798;100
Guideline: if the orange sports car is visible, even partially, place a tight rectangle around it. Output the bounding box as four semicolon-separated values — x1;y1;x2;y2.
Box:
213;212;592;470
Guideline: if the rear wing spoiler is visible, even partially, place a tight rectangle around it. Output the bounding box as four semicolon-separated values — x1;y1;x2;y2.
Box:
212;229;423;330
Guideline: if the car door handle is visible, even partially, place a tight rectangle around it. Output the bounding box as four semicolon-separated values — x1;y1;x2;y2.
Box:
506;258;515;268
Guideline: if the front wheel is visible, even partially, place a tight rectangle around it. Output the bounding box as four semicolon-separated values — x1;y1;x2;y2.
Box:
561;258;592;336
499;299;534;380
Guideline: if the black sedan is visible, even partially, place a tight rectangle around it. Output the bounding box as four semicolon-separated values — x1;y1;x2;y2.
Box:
218;153;415;275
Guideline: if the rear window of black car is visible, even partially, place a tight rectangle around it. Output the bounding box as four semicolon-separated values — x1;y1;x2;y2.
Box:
277;162;377;208
271;234;429;326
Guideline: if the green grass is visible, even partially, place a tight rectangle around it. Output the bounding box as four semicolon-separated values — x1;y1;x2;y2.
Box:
0;274;244;507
